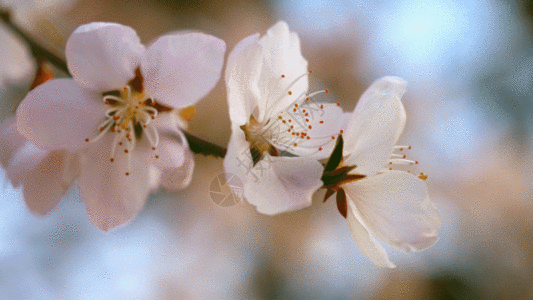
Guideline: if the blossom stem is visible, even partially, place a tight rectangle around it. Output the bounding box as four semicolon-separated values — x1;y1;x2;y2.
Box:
0;11;228;158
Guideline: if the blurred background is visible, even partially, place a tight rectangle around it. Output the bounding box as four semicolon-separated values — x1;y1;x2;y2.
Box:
1;0;532;298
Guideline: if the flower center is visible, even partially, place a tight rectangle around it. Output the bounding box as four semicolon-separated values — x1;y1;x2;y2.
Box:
241;71;344;164
84;69;171;175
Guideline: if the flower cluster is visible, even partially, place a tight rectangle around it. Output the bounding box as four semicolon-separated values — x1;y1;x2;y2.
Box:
0;20;441;267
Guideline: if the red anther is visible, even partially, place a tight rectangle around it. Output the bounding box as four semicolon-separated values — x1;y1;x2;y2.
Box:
85;138;89;142
124;149;129;153
403;155;406;159
415;161;419;164
305;113;309;116
302;110;306;113
281;74;285;78
408;146;412;149
306;98;310;101
151;101;156;106
296;132;300;136
319;121;324;124
126;134;130;138
288;129;291;132
288;91;292;95
336;102;340;106
117;130;122;133
113;115;120;120
400;148;403;151
309;70;313;74
294;104;298;107
292;132;295;135
288;120;291;123
389;162;393;164
100;127;104;131
390;168;393;170
331;136;335;139
119;142;123;146
155;155;159;159
110;158;114;162
105;100;110;105
278;116;282;119
319;147;323;151
307;136;310;140
143;125;147;128
135;106;139;109
125;172;130;176
306;118;309;122
290;125;294;129
282;120;286;123
293;108;297;112
151;116;155;120
320;105;324;109
152;146;156;150
111;128;116;132
135;121;139;125
308;125;312;129
294;143;298;147
325;89;329;93
340;130;344;134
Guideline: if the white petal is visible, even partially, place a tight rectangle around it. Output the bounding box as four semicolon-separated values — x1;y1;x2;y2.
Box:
150;113;187;170
79;135;151;231
343;77;407;177
142;32;226;108
243;154;323;215
223;126;253;191
8;148;78;215
16;79;108;151
66;22;145;91
344;171;441;252
346;208;396;268
225;34;263;126
7;142;48;187
255;21;309;122
0;24;35;86
160;149;195;191
0;117;26;168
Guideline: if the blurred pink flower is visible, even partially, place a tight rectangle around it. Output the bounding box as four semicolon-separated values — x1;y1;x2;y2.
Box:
224;21;345;215
15;22;226;230
325;77;441;268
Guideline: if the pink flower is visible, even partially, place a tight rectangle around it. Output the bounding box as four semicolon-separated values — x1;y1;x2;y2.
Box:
15;22;226;230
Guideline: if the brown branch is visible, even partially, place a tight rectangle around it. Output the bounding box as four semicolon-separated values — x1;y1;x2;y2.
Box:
0;11;228;158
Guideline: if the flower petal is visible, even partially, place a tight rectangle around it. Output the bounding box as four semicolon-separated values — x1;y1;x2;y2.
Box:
79;135;151;231
343;77;407;177
142;32;226;108
345;207;396;268
0;117;26;168
66;22;145;91
16;79;108;151
255;21;309;122
223;127;253;191
8;147;78;215
243;154;323;215
225;33;263;126
160;149;194;191
344;171;441;253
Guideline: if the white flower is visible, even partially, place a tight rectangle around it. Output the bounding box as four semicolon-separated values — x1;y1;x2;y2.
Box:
323;77;441;268
224;21;345;215
16;22;226;230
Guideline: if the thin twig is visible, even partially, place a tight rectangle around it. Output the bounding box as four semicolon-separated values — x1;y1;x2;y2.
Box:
0;11;228;158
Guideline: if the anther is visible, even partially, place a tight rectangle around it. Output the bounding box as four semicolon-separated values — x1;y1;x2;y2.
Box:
294;143;298;146
155;155;159;159
119;142;123;146
110;158;114;162
281;74;285;78
320;121;324;124
306;98;310;101
151;116;155;120
294;104;298;107
85;138;89;142
288;91;292;95
309;70;312;74
336;102;340;106
319;147;323;151
124;149;129;153
125;172;130;176
308;125;312;129
152;146;156;150
325;89;329;93
340;130;343;134
331;136;335;139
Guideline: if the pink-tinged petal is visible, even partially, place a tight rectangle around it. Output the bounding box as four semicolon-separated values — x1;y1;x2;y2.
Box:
274;103;345;159
79;135;151;231
66;22;145;91
150;113;187;170
223;127;253;192
225;34;263;126
8;147;78;215
244;154;323;215
343;77;407;177
344;171;441;253
345;207;396;268
256;21;308;122
160;149;194;191
142;32;226;108
0;117;26;168
16;79;108;151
